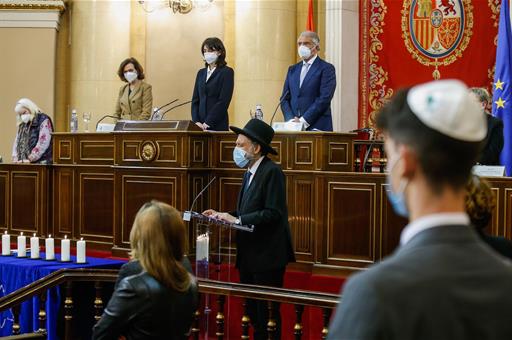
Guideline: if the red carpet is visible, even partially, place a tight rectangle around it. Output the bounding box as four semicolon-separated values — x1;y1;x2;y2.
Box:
196;264;346;340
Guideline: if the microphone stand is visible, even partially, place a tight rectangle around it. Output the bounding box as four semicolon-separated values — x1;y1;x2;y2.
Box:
160;100;193;120
270;90;290;126
151;98;179;120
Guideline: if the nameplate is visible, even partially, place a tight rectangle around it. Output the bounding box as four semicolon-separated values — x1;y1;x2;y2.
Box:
472;165;506;177
96;123;115;132
272;121;305;132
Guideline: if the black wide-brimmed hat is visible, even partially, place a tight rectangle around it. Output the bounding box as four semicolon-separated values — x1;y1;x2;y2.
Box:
230;119;278;155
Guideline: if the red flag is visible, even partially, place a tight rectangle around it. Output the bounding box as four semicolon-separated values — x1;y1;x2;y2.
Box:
306;0;314;31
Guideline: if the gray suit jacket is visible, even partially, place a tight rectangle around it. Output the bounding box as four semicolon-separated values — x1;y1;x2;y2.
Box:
328;225;512;340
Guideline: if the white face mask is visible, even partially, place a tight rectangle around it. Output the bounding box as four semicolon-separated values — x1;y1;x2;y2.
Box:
124;71;138;83
203;52;218;65
21;113;31;123
298;45;313;60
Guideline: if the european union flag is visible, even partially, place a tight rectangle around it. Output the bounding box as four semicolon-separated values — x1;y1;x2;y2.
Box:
493;0;512;175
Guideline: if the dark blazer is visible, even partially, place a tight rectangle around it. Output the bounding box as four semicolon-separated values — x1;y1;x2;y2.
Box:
191;66;234;131
478;114;504;165
281;57;336;131
92;272;198;340
328;225;512;340
114;257;193;289
231;157;295;273
478;230;512;260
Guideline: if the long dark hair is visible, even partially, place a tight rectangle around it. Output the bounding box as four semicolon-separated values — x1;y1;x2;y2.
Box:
201;37;227;68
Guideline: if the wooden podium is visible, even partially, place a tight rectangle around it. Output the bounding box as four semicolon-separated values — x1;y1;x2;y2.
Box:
1;122;511;275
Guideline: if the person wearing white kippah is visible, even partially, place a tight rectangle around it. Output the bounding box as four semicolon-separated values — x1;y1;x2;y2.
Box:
12;98;53;164
328;80;512;340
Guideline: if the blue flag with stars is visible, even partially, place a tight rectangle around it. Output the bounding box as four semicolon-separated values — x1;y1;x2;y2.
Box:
493;0;512;175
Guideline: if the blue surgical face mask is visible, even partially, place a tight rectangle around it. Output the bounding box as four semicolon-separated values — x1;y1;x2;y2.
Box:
386;156;409;218
233;147;250;168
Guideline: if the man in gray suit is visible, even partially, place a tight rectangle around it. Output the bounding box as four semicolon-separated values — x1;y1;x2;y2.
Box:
328;80;512;340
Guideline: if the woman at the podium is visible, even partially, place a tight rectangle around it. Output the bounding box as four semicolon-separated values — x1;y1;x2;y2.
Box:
114;57;153;120
11;98;53;164
191;37;234;131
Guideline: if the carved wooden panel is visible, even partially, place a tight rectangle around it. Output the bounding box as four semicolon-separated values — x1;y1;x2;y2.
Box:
122;141;140;161
120;175;178;246
380;183;408;258
191;140;204;163
53;168;74;236
57;139;72;163
219;141;236;166
80;173;115;241
11;171;39;234
327;181;376;267
504;188;512;239
218;176;242;213
490;187;500;236
328;142;349;165
156;140;178;162
291;178;315;262
79;141;114;161
0;172;7;229
295;141;314;165
269;141;283;165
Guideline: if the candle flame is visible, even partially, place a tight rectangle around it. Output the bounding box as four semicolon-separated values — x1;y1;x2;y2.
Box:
33;233;36;237
80;237;83;241
65;235;67;239
49;234;51;238
20;232;23;236
4;231;6;235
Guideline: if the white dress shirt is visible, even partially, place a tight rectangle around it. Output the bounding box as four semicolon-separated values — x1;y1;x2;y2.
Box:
400;212;470;245
206;66;216;82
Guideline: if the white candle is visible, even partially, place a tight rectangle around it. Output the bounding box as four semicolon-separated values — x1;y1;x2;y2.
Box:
76;238;86;263
61;235;70;261
17;232;26;257
196;233;209;261
45;235;54;260
2;231;10;256
30;233;39;259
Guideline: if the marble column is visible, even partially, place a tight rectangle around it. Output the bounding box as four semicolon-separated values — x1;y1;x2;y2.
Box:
69;0;131;131
231;0;297;127
325;0;359;132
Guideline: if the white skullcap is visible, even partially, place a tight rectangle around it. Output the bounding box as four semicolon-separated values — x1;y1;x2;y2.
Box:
14;98;41;115
406;79;486;142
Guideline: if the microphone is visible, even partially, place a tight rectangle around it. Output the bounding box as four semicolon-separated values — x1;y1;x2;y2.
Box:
151;98;179;120
183;176;216;221
95;115;119;130
350;127;373;133
160;100;193;120
270;90;290;126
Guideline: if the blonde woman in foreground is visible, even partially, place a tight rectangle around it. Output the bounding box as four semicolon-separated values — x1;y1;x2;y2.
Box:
93;201;198;340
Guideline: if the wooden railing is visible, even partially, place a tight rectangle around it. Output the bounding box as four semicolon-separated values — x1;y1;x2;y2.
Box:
0;269;340;340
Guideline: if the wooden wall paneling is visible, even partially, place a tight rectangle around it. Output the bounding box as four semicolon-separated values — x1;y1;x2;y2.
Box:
326;179;377;269
79;170;115;244
289;175;315;263
10;169;40;234
53;167;74;238
490;187;500;236
78;135;115;165
503;188;512;239
187;134;210;168
118;171;180;249
0;171;8;230
379;182;408;259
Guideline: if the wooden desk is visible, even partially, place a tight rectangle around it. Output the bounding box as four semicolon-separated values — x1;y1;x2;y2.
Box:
1;130;510;275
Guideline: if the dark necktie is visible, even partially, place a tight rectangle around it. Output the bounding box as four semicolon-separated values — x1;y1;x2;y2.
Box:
241;171;252;195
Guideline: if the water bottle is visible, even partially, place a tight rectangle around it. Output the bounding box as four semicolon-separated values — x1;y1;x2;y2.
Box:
70;109;78;133
254;104;264;120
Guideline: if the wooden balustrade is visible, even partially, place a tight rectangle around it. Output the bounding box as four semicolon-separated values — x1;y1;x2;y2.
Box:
0;269;340;339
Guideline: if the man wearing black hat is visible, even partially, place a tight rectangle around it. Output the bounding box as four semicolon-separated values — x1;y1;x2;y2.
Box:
203;118;295;340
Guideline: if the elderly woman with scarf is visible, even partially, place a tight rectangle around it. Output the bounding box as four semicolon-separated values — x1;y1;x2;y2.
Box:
11;98;53;164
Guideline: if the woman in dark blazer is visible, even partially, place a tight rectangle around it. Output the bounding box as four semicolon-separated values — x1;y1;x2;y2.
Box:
191;37;234;131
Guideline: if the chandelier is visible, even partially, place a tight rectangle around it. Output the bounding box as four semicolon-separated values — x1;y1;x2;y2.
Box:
138;0;214;14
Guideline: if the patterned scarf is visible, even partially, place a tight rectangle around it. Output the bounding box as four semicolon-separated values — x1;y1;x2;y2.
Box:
16;123;31;161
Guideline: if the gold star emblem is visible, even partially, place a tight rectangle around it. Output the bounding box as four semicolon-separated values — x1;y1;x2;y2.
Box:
495;79;505;90
495;97;506;109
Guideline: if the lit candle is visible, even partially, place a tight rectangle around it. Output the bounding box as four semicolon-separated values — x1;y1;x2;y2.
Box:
2;231;10;256
196;233;209;261
61;235;70;261
76;238;86;263
17;232;26;257
30;233;39;259
45;235;54;260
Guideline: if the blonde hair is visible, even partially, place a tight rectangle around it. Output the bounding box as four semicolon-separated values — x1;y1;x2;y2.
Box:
14;98;41;126
130;200;190;292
